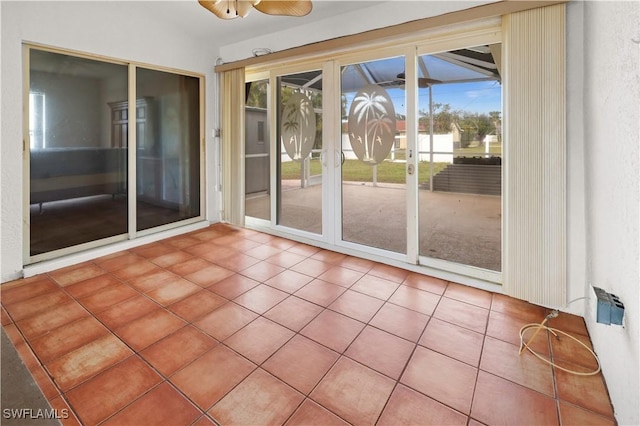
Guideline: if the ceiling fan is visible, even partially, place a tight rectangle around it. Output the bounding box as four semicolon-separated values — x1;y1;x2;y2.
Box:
198;0;312;19
396;72;442;88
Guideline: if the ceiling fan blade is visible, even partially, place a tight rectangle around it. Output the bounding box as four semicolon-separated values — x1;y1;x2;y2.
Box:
254;0;312;17
396;72;442;87
198;0;259;19
418;77;442;88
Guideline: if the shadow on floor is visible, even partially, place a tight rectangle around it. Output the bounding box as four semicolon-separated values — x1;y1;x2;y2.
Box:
1;329;60;426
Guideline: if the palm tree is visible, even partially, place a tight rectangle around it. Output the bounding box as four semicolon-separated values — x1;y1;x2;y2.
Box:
351;89;391;162
282;102;300;159
282;92;313;160
367;114;393;160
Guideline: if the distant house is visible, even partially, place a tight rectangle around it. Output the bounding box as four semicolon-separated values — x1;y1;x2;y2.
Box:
394;120;427;150
484;134;499;143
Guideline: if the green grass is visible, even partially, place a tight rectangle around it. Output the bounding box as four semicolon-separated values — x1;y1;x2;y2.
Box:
454;142;502;156
279;142;501;184
280;159;448;184
280;159;323;178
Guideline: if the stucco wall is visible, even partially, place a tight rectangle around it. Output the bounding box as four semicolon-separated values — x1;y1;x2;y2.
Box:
0;1;220;282
583;1;640;424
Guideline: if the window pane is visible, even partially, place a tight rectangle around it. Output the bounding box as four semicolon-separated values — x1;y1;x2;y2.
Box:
29;49;128;256
341;56;407;253
135;68;201;231
417;44;502;271
276;71;323;234
245;79;270;220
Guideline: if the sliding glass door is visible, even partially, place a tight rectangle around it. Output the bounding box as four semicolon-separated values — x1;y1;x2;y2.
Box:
340;56;407;254
243;36;503;282
28;50;129;256
275;69;323;235
135;68;201;232
416;44;502;272
26;46;203;262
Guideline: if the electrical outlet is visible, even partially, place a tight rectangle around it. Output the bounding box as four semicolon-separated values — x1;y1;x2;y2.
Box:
593;286;625;326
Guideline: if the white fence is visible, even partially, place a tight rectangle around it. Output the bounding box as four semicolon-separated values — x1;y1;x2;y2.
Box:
338;134;455;163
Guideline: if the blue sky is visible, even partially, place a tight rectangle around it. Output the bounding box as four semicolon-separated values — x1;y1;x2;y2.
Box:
374;80;502;116
426;80;502;114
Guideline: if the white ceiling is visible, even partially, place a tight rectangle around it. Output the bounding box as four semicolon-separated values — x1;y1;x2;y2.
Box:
28;1;389;76
131;1;384;46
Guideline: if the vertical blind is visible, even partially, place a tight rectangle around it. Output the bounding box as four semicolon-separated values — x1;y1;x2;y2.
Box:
221;67;246;225
503;3;567;307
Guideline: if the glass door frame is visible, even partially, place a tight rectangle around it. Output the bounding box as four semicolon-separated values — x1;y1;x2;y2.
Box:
414;31;503;284
245;62;336;245
132;66;206;240
22;43;206;265
330;46;417;266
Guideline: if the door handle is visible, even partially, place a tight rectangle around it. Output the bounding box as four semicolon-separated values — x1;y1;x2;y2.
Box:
341;151;345;166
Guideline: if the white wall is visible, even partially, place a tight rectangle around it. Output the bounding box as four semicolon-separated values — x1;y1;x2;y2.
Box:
582;1;640;424
218;1;494;62
0;1;221;282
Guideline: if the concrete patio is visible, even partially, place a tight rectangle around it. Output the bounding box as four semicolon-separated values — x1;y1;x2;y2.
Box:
247;183;501;271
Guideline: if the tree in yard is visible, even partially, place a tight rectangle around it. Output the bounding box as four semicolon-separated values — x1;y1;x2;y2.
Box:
419;103;461;134
459;112;494;144
246;80;268;108
416;102;501;148
488;111;502;142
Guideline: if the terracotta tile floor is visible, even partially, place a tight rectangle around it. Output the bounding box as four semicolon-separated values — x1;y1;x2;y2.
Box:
1;223;616;425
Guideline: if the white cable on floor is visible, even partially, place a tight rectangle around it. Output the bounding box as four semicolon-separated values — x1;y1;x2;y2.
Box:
517;295;601;376
519;322;601;376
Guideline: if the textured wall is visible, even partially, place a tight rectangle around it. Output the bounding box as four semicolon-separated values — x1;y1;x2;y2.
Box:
583;1;640;424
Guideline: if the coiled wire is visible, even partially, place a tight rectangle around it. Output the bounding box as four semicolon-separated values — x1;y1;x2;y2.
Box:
518;296;601;376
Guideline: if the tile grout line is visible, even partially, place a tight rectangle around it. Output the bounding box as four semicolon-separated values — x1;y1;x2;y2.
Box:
373;280;470;423
466;291;493;425
50;266;201;426
21;253;222;424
